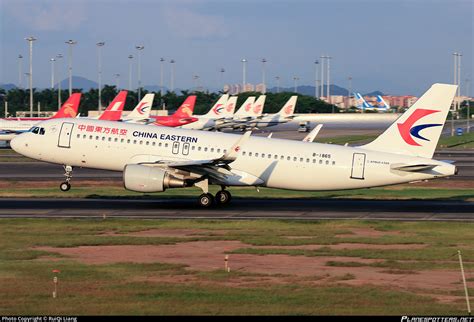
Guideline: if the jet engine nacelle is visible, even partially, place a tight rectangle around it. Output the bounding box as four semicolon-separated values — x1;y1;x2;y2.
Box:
123;164;186;192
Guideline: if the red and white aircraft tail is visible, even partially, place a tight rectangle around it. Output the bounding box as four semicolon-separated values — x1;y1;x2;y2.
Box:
51;93;82;119
173;96;196;118
99;91;128;121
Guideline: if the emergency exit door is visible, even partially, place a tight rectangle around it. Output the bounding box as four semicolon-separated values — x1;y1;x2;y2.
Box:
350;153;366;180
58;122;74;148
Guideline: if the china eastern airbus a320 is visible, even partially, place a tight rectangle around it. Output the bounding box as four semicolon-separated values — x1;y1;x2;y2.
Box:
11;84;457;207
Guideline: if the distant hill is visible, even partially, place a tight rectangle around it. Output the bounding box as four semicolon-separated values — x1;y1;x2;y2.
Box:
363;90;385;96
268;84;351;96
56;76;98;91
0;83;17;91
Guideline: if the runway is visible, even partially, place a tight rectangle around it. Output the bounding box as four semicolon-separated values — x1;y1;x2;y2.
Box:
0;198;473;221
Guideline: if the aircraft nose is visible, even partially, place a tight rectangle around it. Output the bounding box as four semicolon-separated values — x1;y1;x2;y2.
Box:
10;135;27;154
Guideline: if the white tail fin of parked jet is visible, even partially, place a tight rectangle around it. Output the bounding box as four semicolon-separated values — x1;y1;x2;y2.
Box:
234;97;256;117
222;96;238;117
251;95;266;117
362;83;457;158
203;94;229;118
126;94;155;120
278;96;298;117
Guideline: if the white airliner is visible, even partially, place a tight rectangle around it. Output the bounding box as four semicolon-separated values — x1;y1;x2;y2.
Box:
248;96;298;129
181;95;238;130
11;84;457;207
355;93;389;111
219;96;266;130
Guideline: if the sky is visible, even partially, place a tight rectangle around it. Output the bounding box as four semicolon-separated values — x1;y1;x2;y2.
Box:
0;0;472;96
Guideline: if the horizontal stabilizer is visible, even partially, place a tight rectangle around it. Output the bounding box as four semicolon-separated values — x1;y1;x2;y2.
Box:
390;163;438;172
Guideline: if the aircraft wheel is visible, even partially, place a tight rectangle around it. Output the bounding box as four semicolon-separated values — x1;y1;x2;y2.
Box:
60;182;71;192
215;190;232;205
198;193;214;207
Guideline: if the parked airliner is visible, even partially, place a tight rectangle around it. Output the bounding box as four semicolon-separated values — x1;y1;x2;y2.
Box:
0;93;81;141
181;95;238;130
11;84;457;207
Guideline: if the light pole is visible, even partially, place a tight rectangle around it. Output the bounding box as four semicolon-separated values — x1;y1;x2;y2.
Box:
135;45;144;100
275;76;280;93
314;60;319;98
18;54;23;89
452;52;460;136
128;55;134;91
170;59;175;92
50;58;56;89
293;76;299;93
347;76;352;108
56;54;63;108
457;53;462;117
241;58;247;92
261;58;267;94
96;42;105;111
25;36;36;117
160;58;165;96
24;73;30;91
320;55;327;100
193;75;199;92
466;78;470;133
65;39;76;96
326;56;332;111
114;73;120;90
220;67;225;91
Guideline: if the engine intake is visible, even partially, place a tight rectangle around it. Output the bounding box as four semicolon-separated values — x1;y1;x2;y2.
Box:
123;164;185;193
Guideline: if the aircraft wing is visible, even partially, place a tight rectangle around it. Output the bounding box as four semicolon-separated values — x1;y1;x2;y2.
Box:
136;131;253;182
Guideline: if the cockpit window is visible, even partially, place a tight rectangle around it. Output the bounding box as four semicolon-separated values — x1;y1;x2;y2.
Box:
30;127;45;135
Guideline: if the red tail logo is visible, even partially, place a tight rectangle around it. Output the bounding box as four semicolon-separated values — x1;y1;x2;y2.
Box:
397;109;442;146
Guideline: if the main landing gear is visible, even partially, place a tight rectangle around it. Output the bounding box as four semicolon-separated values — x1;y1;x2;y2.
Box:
197;189;232;207
60;165;73;192
195;180;232;207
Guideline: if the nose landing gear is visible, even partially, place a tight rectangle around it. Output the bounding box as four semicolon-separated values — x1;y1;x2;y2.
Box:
60;165;73;192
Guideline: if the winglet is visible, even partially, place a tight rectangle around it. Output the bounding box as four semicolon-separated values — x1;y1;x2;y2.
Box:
220;131;252;162
302;124;323;142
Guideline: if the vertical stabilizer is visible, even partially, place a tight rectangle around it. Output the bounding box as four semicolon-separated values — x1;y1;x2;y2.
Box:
277;96;298;117
126;93;155;119
52;93;81;118
203;94;229;118
173;96;196;118
361;84;457;158
99;91;128;121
